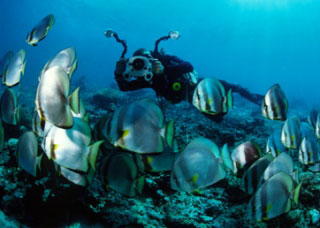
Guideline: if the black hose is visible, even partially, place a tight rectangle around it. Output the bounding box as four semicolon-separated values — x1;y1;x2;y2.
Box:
113;33;127;58
154;35;170;54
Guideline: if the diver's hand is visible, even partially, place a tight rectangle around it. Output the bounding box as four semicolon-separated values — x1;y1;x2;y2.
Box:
152;60;164;74
115;58;126;74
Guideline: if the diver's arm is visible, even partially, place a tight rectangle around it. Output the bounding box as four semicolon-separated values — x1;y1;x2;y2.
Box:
162;54;194;74
220;80;264;106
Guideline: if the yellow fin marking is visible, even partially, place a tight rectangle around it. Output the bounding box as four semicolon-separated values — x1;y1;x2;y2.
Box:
277;149;281;155
50;142;58;160
208;98;213;105
190;173;199;184
21;61;26;75
191;189;204;195
147;157;152;164
122;129;130;138
266;203;272;214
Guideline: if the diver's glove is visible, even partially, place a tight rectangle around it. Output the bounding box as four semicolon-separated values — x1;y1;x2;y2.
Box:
152;60;164;74
115;58;127;75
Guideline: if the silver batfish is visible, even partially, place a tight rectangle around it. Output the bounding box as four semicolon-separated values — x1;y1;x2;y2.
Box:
26;14;55;46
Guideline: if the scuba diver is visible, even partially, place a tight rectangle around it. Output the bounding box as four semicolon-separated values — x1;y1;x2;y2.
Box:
105;29;264;121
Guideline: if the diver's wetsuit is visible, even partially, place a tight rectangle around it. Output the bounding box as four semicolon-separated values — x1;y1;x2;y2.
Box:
115;52;194;104
151;53;194;104
115;52;264;106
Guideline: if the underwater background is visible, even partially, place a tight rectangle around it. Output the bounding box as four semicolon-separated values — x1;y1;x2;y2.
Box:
1;0;320;107
1;0;320;227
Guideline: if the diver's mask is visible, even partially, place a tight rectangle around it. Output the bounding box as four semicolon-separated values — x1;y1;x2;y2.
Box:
122;56;154;82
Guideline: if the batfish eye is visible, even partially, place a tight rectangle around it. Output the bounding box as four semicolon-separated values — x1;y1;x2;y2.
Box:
172;82;181;91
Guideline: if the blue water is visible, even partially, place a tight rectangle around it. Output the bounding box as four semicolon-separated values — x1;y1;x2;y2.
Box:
1;0;320;107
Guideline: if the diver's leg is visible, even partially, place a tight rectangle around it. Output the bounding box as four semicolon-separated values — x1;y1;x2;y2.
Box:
220;80;264;106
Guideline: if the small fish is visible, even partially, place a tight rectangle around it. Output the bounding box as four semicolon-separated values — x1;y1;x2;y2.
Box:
42;117;102;173
281;116;301;149
0;51;13;77
40;47;78;79
104;98;175;154
100;152;145;197
170;137;226;192
26;14;55;46
192;77;232;116
16;131;42;177
299;135;320;165
36;66;74;129
231;141;262;174
262;152;293;183
241;154;274;195
0;88;20;125
266;129;287;157
261;84;288;121
246;172;302;221
2;49;26;87
308;107;319;129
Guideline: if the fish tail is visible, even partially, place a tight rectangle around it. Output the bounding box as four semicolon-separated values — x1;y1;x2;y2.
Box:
291;170;300;184
220;143;235;173
15;105;22;125
86;168;96;185
136;175;145;195
68;87;80;114
84;113;90;123
86;140;104;170
36;153;44;173
50;16;55;28
163;120;175;148
69;59;78;78
172;139;179;152
293;181;303;205
22;61;26;75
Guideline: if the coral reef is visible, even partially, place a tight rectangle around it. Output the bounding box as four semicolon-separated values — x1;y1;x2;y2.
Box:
0;87;316;228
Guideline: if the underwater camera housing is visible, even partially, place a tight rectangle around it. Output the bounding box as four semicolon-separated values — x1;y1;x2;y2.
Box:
122;56;153;82
105;29;180;82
